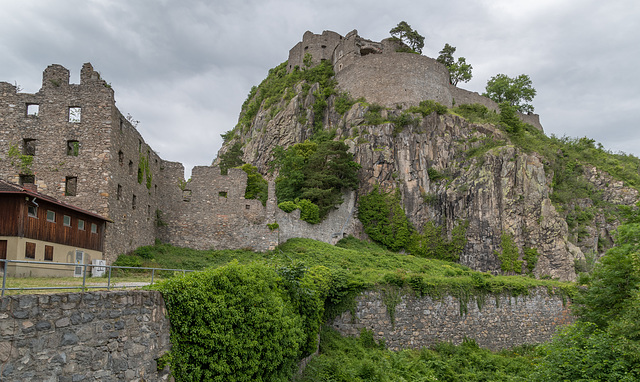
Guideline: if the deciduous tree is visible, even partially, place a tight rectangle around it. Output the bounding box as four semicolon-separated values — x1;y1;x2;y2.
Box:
389;21;425;54
436;43;473;86
484;73;536;113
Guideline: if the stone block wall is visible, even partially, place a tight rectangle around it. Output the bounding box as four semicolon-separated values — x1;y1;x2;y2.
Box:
0;290;171;381
331;287;574;351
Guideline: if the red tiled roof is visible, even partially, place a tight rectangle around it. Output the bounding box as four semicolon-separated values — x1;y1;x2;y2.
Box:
0;179;111;222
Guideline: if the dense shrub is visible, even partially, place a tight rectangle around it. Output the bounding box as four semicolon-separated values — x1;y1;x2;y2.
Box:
240;163;268;206
157;262;306;382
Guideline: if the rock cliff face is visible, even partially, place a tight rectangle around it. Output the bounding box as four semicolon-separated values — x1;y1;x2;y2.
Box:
217;78;637;282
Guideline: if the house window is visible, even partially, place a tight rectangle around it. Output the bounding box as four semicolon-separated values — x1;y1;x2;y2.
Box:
66;140;80;156
91;223;97;234
44;245;53;261
46;210;55;222
118;150;124;166
69;107;81;123
23;138;36;156
117;184;122;200
26;104;39;116
63;215;71;227
65;176;77;196
19;174;35;185
132;194;137;210
25;242;36;259
28;205;38;217
78;219;85;231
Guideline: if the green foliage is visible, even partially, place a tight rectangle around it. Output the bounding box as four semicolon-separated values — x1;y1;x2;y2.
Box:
156;262;304;381
112;254;144;271
220;129;235;143
389;21;425;54
299;327;535;382
267;222;279;231
427;167;447;182
484;73;537;113
297;199;320;224
334;92;356;115
498;102;524;134
273;139;360;220
235;60;336;134
436;43;473;86
494;233;522;274
357;186;412;251
136;154;152;189
7;144;34;175
363;104;385;125
219;142;245;175
278;200;298;213
406;100;448;117
523;247;539;274
407;220;469;262
451;103;500;125
240;164;268;206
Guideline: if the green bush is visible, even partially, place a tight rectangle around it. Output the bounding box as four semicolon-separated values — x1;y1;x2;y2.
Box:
357;186;413;251
156;262;305;381
240;163;268;206
407;100;448;117
278;200;298;213
297;199;320;224
112;254;143;271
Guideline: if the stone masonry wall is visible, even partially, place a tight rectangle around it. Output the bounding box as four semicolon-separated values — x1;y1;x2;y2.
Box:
0;290;171;381
331;287;574;351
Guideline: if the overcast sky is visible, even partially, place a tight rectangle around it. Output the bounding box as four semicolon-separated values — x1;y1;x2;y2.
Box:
2;0;639;177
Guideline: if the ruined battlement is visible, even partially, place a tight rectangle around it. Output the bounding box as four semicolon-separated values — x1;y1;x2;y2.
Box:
287;30;543;130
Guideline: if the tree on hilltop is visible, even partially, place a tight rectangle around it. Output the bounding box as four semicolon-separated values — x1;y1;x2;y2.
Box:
484;73;536;113
436;43;473;86
390;21;425;54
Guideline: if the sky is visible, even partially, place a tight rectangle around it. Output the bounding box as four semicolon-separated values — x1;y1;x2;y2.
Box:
2;0;639;177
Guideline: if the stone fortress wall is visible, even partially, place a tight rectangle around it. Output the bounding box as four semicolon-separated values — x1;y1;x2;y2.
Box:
288;29;543;130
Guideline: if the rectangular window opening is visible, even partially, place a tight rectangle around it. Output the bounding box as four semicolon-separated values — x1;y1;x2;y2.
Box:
46;210;55;223
19;174;35;185
28;205;38;217
23;138;36;156
66;140;80;156
78;219;85;231
91;223;97;234
182;189;192;202
69;107;81;123
44;245;53;261
26;104;39;116
117;184;122;200
218;191;228;198
132;194;137;210
65;176;78;196
118;151;124;166
25;242;36;259
128;160;133;175
63;215;71;227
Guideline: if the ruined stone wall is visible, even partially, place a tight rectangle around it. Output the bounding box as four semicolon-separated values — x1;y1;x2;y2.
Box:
163;165;278;251
0;290;171;381
0;64;183;262
287;30;343;72
335;53;454;108
331;288;575;351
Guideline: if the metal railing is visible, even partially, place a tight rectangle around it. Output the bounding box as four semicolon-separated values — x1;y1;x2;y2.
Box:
0;259;196;296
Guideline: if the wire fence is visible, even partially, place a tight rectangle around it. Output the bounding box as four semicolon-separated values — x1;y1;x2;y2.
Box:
0;259;195;297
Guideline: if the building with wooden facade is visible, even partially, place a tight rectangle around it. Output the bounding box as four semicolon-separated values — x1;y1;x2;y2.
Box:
0;179;109;277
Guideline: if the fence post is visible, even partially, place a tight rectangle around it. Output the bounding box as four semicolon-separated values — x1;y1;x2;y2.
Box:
151;269;155;285
82;263;87;292
108;265;112;290
1;260;6;297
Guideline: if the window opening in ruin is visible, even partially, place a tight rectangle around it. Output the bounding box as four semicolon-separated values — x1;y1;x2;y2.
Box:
120;119;124;132
117;184;122;200
154;184;157;195
321;45;326;49
68;107;81;123
65;176;78;196
119;151;124;166
91;223;97;234
132;194;137;210
44;245;54;261
246;205;250;210
28;205;37;218
78;219;85;231
63;215;71;227
22;138;36;156
219;191;228;198
66;140;80;156
19;174;35;185
182;189;192;202
25;242;36;259
129;160;133;175
26;104;39;116
138;140;142;152
147;205;151;219
46;210;55;223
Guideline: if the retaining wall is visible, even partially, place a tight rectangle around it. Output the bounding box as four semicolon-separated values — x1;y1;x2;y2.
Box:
0;290;171;381
331;287;574;351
